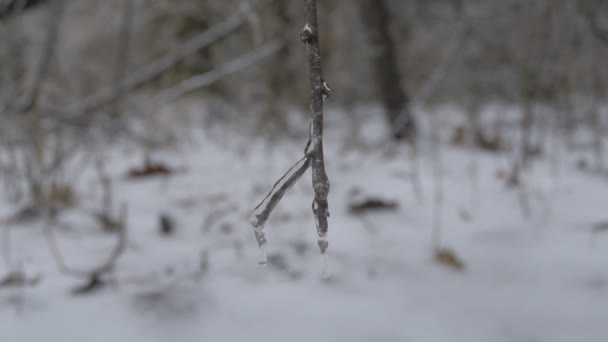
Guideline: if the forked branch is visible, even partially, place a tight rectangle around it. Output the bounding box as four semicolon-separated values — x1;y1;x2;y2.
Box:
249;0;332;266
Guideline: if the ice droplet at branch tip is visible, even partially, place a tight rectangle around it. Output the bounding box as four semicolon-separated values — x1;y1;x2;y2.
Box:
321;252;330;279
258;243;268;265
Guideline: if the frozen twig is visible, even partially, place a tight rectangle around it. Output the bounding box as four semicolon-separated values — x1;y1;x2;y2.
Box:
250;156;310;247
249;0;332;267
302;0;332;255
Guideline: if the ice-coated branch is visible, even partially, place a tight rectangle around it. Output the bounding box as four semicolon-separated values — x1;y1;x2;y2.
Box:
248;0;332;274
250;156;310;247
302;0;332;255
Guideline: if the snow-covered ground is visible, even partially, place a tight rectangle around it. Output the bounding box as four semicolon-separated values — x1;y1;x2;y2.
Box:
1;108;607;342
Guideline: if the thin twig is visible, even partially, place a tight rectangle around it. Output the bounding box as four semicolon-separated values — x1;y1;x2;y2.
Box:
250;156;310;246
249;0;333;266
301;0;332;255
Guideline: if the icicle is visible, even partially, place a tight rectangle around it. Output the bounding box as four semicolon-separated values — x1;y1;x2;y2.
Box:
258;243;268;265
313;200;329;255
321;252;330;279
252;222;268;265
251;218;267;249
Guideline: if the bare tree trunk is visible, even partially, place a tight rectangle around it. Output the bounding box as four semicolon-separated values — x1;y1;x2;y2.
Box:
358;0;414;141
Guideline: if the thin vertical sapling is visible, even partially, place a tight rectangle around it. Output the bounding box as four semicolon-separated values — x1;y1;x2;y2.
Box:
250;0;333;277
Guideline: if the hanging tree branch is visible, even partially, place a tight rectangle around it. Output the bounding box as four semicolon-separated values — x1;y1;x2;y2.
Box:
301;0;332;256
250;156;310;250
250;0;332;272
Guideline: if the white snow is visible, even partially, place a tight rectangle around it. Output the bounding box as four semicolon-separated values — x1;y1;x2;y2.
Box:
0;107;607;342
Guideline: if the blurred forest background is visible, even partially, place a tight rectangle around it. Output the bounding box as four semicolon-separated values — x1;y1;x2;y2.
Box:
1;1;608;341
1;0;608;201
